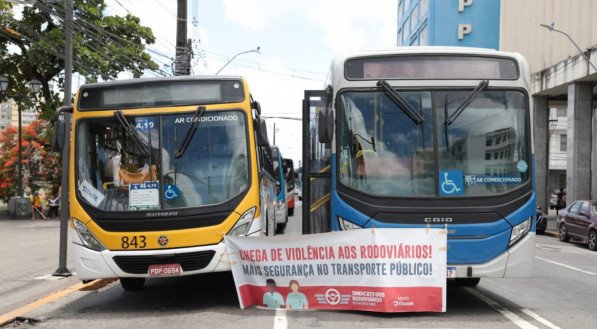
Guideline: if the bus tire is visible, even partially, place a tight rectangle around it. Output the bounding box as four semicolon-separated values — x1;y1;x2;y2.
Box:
120;278;145;291
455;278;481;287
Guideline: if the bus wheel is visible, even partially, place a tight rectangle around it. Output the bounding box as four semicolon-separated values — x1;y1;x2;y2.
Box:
455;278;481;287
120;278;145;291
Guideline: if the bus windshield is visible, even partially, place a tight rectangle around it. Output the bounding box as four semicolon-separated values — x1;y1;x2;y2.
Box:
337;89;529;197
76;110;249;211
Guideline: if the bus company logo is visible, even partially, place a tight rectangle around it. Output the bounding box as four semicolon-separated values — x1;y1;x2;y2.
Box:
157;235;169;246
315;289;350;305
424;217;453;223
146;211;178;217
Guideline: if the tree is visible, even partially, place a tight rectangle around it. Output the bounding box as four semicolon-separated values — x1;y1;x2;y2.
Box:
0;0;159;120
0;119;61;203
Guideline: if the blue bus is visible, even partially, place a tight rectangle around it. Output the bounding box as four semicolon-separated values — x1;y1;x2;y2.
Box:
271;145;288;232
302;47;535;286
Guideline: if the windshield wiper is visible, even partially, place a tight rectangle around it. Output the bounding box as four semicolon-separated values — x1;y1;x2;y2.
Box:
377;80;424;124
175;106;206;158
115;111;150;156
445;80;489;126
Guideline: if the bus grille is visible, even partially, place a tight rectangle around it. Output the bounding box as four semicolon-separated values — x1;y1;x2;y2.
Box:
113;250;216;274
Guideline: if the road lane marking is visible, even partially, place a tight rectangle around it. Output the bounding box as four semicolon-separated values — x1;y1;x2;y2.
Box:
0;279;112;327
273;308;287;329
536;256;597;276
463;287;539;329
521;309;561;329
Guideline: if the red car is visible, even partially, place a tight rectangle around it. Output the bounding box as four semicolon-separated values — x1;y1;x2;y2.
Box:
556;200;597;251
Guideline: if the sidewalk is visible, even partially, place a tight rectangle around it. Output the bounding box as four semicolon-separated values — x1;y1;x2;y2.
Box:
543;208;559;238
0;217;79;318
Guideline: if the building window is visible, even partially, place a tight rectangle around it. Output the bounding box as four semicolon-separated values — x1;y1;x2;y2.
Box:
420;0;428;19
557;108;566;117
411;4;419;29
403;17;410;41
398;0;404;21
485;153;491;160
419;24;428;46
494;152;498;160
495;136;500;144
397;29;402;46
560;134;567;151
486;138;492;146
410;37;418;46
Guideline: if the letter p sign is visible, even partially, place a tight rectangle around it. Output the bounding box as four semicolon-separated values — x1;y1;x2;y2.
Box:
458;24;472;40
458;0;473;12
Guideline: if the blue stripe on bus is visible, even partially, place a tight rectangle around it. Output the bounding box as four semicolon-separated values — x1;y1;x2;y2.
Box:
330;153;537;265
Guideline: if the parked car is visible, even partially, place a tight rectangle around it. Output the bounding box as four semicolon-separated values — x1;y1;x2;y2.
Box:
549;194;558;210
549;189;566;209
556;200;597;251
536;208;546;235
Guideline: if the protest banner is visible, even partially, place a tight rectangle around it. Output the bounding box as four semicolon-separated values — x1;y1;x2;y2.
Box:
225;228;447;313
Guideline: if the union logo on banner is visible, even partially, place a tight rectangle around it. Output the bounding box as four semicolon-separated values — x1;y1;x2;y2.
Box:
225;228;447;313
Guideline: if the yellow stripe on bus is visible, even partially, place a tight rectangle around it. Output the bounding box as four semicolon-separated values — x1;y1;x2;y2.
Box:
310;193;330;212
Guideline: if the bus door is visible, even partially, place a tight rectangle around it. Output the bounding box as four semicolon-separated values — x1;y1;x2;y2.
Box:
302;90;332;234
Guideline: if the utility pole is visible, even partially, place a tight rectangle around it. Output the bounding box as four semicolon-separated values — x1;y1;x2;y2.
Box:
273;122;276;145
53;0;73;277
174;0;191;75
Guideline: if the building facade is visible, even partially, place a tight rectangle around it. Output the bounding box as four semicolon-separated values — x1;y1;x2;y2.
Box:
397;0;500;49
396;0;597;211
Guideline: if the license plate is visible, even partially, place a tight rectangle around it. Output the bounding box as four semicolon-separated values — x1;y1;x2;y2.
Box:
148;263;182;276
446;266;457;278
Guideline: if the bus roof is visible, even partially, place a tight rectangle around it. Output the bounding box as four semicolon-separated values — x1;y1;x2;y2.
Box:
329;46;531;89
331;46;525;65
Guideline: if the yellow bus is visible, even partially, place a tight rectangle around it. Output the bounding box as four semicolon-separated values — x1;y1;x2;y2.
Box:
54;76;277;290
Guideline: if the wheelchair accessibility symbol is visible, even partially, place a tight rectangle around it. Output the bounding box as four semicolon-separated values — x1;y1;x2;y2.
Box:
439;170;464;196
164;185;180;200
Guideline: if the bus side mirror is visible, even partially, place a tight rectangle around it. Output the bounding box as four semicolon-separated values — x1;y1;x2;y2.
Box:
252;100;261;116
257;118;270;146
51;106;73;153
317;107;333;143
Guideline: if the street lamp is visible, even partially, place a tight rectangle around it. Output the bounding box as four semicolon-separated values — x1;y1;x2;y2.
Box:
540;23;597;73
215;46;261;75
0;75;41;218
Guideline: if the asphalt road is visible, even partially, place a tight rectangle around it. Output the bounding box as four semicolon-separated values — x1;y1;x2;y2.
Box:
3;200;597;329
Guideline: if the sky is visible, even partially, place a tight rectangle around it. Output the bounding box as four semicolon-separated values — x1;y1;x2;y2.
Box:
101;0;398;166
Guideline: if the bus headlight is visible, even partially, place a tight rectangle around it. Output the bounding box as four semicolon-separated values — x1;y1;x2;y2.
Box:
509;217;532;247
338;217;363;230
228;207;256;236
72;218;106;252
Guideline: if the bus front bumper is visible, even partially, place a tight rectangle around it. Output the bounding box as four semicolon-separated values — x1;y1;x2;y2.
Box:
73;241;232;280
448;233;535;278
